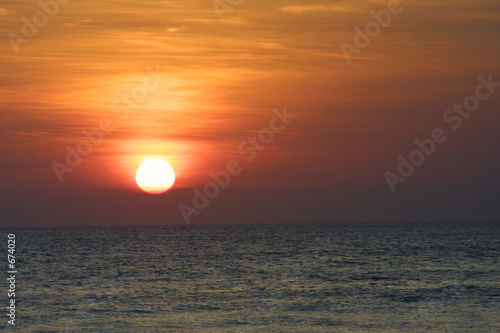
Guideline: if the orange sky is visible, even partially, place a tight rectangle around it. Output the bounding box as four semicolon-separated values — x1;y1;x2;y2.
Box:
1;0;499;225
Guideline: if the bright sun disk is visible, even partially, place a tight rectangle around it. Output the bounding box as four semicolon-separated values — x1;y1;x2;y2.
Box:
135;159;175;194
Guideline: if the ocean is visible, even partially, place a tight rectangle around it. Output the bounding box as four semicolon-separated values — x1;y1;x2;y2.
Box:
5;222;499;332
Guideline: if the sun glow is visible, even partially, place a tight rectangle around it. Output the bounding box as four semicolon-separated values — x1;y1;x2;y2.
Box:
135;159;176;194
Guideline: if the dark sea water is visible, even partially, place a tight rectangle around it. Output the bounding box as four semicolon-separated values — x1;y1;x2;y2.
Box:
5;222;500;332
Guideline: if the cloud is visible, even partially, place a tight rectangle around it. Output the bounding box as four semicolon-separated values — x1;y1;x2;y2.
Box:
62;19;111;28
254;42;286;50
278;4;356;14
166;26;186;33
0;7;16;16
183;17;248;25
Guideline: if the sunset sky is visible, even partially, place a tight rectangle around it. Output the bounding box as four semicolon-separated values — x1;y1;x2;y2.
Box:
1;0;499;226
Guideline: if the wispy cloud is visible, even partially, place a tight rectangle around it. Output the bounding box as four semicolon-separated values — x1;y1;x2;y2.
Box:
278;4;358;14
0;7;16;16
166;26;186;33
254;42;287;50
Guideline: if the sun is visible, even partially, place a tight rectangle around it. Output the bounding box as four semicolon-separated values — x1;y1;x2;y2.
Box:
135;159;175;194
